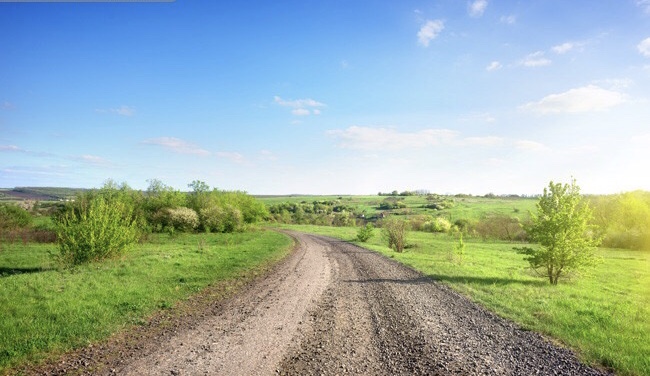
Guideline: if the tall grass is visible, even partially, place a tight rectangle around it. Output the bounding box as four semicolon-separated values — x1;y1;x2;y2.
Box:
0;230;292;372
279;224;650;376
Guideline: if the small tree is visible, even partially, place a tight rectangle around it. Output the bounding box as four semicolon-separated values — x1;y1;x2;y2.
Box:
381;217;409;252
516;179;601;285
356;223;374;242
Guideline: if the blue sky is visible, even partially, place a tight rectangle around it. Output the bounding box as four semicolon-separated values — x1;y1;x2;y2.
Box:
1;0;650;195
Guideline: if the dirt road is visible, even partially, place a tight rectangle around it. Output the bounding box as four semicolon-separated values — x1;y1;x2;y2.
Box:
32;231;609;375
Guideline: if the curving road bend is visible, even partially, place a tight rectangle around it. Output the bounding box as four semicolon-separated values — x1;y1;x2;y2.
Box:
111;231;607;375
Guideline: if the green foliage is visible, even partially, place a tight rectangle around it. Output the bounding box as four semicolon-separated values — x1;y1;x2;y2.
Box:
423;217;452;233
473;214;527;241
590;191;650;250
378;197;407;210
55;188;140;265
516;179;601;285
0;204;32;230
381;217;409;252
356;223;374;242
200;204;243;233
166;207;199;232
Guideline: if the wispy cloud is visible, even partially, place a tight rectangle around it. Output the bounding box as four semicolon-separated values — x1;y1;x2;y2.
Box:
486;61;502;71
327;126;457;151
1;101;15;110
519;51;552;67
0;145;22;152
95;105;136;117
638;37;650;57
468;0;488;18
142;137;211;156
500;15;516;24
515;140;549;152
459;112;496;123
637;0;650;13
552;42;574;54
274;96;325;116
520;85;626;114
417;20;444;47
215;151;245;163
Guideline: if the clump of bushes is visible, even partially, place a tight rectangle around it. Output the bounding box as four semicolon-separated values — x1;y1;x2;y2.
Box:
55;193;140;265
422;217;452;233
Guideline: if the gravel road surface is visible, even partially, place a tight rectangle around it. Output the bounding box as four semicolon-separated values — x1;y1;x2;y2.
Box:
25;231;610;375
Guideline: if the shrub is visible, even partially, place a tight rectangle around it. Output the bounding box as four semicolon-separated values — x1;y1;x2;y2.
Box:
55;195;139;265
0;204;32;230
381;217;409;253
167;207;199;232
200;204;244;233
356;223;374;242
473;214;526;241
423;217;452;233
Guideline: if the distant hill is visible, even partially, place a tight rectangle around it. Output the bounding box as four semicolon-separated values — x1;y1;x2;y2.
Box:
0;187;86;201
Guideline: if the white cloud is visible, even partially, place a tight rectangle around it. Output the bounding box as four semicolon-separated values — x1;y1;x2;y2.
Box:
500;15;516;24
521;85;626;114
327;126;457;151
215;151;245;163
519;51;551;67
552;42;574;54
638;37;650;57
515;140;549;152
417;20;444;47
1;101;15;110
637;0;650;13
0;145;22;152
274;96;325;116
142;137;211;156
468;0;488;18
486;61;502;71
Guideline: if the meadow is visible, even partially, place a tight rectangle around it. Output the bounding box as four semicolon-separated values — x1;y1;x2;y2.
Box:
275;224;650;376
0;230;293;372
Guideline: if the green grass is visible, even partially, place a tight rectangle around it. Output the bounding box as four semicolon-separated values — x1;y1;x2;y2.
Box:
258;194;537;221
278;224;650;376
0;230;293;372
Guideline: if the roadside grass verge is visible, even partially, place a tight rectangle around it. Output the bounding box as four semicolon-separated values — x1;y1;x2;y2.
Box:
277;224;650;376
0;230;293;373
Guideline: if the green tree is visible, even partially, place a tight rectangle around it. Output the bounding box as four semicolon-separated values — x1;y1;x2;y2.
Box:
517;179;601;285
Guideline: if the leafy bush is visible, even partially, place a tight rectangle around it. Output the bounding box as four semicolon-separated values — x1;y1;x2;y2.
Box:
356;223;374;242
0;204;32;230
423;217;452;233
200;204;244;233
55;194;139;265
167;207;199;232
473;214;527;241
381;217;409;253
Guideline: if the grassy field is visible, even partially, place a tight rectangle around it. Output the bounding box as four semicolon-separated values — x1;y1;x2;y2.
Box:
277;224;650;376
258;194;537;221
0;230;293;372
